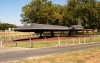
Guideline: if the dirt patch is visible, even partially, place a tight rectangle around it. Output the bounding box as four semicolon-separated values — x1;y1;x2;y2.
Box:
12;36;89;43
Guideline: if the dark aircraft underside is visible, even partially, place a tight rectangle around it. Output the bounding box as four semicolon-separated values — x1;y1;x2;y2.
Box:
14;23;84;37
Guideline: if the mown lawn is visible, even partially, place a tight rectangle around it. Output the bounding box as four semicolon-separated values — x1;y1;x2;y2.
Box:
4;47;100;63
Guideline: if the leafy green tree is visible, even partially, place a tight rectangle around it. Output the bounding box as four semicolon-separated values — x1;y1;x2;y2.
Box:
21;0;53;24
21;0;100;31
0;23;17;30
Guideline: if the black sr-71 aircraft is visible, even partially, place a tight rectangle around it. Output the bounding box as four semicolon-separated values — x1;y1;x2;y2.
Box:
14;21;84;37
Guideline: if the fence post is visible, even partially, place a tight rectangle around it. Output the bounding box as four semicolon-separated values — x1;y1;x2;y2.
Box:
58;36;60;46
0;41;3;47
84;37;86;43
16;41;18;47
58;39;60;46
30;38;33;48
45;37;46;42
79;37;80;44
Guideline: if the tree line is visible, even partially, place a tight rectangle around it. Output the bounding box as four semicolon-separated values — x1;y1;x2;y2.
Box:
0;22;17;30
20;0;100;31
